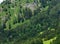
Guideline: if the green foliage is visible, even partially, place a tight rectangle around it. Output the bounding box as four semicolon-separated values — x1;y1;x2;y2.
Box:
0;0;60;44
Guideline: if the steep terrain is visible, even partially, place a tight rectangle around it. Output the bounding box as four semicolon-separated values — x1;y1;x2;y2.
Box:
0;0;60;44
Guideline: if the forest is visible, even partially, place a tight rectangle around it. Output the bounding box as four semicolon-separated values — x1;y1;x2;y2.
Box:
0;0;60;44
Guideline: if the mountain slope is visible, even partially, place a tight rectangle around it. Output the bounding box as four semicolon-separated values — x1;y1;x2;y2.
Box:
0;0;60;44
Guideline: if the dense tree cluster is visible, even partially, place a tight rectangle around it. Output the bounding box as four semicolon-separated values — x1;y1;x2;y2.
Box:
0;0;60;44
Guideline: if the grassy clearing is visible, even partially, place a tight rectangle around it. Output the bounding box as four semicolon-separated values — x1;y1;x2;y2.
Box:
43;37;56;44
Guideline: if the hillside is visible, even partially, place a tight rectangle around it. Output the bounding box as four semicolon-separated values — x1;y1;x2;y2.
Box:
0;0;60;44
